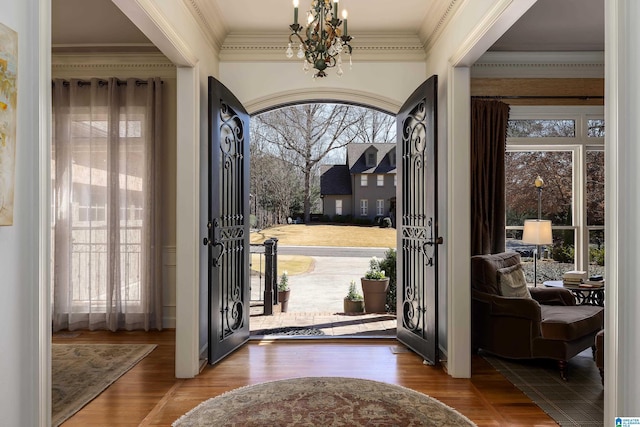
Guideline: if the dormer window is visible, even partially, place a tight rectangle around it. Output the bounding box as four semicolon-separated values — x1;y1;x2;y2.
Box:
366;152;376;167
389;150;396;167
365;146;378;168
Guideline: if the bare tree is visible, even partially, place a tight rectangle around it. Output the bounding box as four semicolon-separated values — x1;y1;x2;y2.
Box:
345;107;396;144
254;104;366;223
250;149;303;227
505;151;573;226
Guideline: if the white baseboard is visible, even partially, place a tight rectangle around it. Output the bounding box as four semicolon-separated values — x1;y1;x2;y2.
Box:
163;246;176;328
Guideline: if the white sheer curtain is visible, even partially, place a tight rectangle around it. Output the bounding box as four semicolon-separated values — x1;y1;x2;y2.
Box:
52;77;163;331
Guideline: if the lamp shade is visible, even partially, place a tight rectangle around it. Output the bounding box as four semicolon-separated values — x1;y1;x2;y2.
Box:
522;219;553;245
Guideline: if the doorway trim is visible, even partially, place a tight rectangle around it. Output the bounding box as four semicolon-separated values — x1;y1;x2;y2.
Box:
245;89;402;115
111;0;202;378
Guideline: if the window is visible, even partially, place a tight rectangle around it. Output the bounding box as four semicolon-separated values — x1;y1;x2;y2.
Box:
360;199;368;216
51;78;162;331
376;199;385;216
505;106;605;279
366;152;377;167
377;175;384;186
389;150;396;167
335;199;342;216
360;175;368;187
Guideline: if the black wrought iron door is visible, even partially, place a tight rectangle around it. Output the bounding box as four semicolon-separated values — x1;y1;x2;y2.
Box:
205;77;250;365
396;76;441;365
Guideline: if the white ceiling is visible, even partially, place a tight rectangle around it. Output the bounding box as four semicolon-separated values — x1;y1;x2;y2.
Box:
51;0;604;53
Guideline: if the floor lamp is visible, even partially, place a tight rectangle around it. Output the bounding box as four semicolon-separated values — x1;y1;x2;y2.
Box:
522;176;553;287
522;219;553;287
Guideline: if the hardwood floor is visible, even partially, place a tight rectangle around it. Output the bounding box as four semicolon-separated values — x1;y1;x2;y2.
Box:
53;330;556;426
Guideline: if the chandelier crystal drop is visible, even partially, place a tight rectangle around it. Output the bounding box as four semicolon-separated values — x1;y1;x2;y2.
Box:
286;0;353;78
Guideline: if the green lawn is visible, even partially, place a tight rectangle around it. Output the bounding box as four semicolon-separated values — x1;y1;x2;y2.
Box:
250;253;314;276
250;224;397;248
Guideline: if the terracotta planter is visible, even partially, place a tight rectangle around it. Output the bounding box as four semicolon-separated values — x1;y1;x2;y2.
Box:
278;290;291;313
360;278;390;313
343;298;365;314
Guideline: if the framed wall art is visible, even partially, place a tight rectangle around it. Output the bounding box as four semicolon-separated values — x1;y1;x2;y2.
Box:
0;22;17;226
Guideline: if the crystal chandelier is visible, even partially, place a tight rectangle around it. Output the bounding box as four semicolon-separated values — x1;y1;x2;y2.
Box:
286;0;353;78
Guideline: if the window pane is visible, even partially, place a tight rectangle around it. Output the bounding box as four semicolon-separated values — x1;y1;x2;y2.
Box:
587;119;605;137
589;229;605;277
505;151;573;226
586;150;605;226
507;119;575;138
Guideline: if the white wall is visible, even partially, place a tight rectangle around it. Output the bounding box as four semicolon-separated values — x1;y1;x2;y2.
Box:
220;61;426;113
0;0;49;425
605;0;640;420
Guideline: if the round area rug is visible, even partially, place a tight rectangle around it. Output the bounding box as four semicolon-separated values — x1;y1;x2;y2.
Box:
173;377;476;426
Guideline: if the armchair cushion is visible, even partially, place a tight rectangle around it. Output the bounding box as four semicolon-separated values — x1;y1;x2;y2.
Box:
471;252;521;295
529;287;576;306
540;305;604;341
497;264;531;298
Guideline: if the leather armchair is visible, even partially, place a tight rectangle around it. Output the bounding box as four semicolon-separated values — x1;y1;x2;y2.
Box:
471;252;604;380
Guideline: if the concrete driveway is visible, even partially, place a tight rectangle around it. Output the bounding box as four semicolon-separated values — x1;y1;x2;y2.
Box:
286;255;371;313
251;245;393;313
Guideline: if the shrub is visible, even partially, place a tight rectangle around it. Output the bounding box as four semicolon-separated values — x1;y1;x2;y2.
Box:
378;248;397;313
380;217;392;228
352;218;373;226
590;247;605;266
551;244;575;264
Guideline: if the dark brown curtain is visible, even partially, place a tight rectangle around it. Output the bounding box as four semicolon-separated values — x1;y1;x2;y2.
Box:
470;99;510;256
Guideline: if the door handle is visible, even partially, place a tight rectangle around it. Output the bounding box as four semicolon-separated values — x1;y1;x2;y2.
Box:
421;218;443;267
203;220;226;267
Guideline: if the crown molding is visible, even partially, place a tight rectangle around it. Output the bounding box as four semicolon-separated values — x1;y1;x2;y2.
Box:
183;0;227;52
220;32;426;62
52;52;176;78
111;0;197;67
419;0;462;51
472;51;605;78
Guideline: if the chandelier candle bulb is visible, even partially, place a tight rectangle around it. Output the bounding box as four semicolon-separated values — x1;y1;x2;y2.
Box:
342;10;348;35
334;0;339;18
293;0;299;25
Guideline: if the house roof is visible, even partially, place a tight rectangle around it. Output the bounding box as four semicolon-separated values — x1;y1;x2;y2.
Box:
320;165;352;196
347;143;397;174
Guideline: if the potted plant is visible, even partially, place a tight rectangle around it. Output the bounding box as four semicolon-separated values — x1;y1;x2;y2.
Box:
361;256;390;313
277;271;291;313
343;280;365;313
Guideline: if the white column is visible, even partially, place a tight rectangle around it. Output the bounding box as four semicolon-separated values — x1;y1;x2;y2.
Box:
605;0;640;420
175;65;201;378
446;65;471;378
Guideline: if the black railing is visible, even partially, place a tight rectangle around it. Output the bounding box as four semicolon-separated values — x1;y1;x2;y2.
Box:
250;237;278;315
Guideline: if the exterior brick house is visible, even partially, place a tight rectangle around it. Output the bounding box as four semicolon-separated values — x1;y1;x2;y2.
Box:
320;143;396;223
